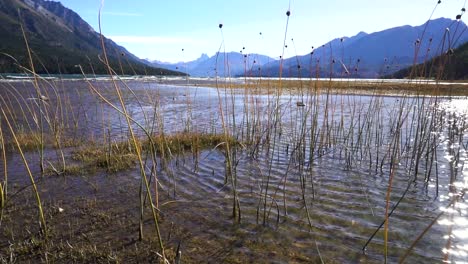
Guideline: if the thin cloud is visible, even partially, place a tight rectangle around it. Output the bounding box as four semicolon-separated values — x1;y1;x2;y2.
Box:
109;36;202;45
101;11;143;17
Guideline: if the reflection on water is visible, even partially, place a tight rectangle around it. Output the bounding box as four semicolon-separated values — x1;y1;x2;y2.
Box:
440;98;468;114
1;79;467;263
436;98;468;262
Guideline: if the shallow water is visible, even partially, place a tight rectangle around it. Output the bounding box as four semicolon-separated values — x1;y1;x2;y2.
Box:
1;79;467;262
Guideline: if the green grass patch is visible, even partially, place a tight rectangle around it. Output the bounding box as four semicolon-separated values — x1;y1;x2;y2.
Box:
71;133;237;173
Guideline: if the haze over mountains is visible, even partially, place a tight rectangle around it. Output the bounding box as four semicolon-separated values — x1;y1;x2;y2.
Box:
0;0;184;75
0;0;466;78
253;17;468;78
148;52;275;77
153;18;467;78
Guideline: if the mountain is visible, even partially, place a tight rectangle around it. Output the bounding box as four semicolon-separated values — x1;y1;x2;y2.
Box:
149;53;209;70
150;52;276;77
147;53;209;75
0;0;185;75
390;40;468;80
248;18;468;78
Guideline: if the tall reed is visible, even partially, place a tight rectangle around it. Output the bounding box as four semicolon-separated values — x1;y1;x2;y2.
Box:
19;11;46;174
213;22;242;223
96;0;166;259
0;116;6;220
1;108;46;235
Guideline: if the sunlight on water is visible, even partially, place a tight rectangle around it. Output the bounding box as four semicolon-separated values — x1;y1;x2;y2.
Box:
2;80;468;262
435;99;468;263
112;85;468;262
439;99;468;114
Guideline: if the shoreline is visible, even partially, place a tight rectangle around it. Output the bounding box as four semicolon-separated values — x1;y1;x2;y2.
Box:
1;74;467;96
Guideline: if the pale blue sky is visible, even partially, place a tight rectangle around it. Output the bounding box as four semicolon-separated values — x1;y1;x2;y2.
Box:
57;0;467;63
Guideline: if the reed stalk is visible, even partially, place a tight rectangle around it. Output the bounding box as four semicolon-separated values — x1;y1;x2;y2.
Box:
0;118;5;221
214;24;241;223
1;108;46;235
97;1;165;259
19;11;46;174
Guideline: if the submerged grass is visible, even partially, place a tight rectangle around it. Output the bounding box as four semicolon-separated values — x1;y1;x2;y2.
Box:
71;133;238;173
152;132;238;155
6;131;43;152
2;131;81;152
71;142;136;173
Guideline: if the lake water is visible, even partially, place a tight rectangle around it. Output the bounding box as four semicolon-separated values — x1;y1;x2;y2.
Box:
0;78;467;263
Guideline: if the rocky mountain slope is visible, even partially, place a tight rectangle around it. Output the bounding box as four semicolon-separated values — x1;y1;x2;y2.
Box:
0;0;185;75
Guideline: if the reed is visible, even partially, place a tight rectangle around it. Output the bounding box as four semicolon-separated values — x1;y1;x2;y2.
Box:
1;108;47;235
96;2;166;260
0;116;5;220
19;12;46;174
214;23;242;223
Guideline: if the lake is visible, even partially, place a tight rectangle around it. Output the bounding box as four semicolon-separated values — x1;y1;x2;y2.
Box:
0;77;467;263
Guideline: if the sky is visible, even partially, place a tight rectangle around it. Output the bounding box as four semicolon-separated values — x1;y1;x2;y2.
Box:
57;0;467;63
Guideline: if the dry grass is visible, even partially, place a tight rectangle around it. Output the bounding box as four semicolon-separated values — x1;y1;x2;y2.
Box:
72;142;137;173
70;133;237;173
195;79;468;96
7;131;43;152
152;132;238;155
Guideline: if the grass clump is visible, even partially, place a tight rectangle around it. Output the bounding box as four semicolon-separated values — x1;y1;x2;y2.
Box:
43;163;89;176
4;131;83;152
7;131;43;152
53;138;83;149
151;132;238;155
72;142;137;173
70;133;237;173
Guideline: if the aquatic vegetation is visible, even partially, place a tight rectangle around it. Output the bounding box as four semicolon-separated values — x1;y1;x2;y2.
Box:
1;67;467;264
0;1;467;263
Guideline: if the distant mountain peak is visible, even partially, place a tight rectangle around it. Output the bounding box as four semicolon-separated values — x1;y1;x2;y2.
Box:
355;31;367;37
429;17;454;23
150;52;276;77
199;53;209;60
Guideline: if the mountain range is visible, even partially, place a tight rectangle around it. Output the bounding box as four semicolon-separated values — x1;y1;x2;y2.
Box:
147;52;275;77
154;18;466;79
0;0;466;79
0;0;184;75
245;17;468;78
